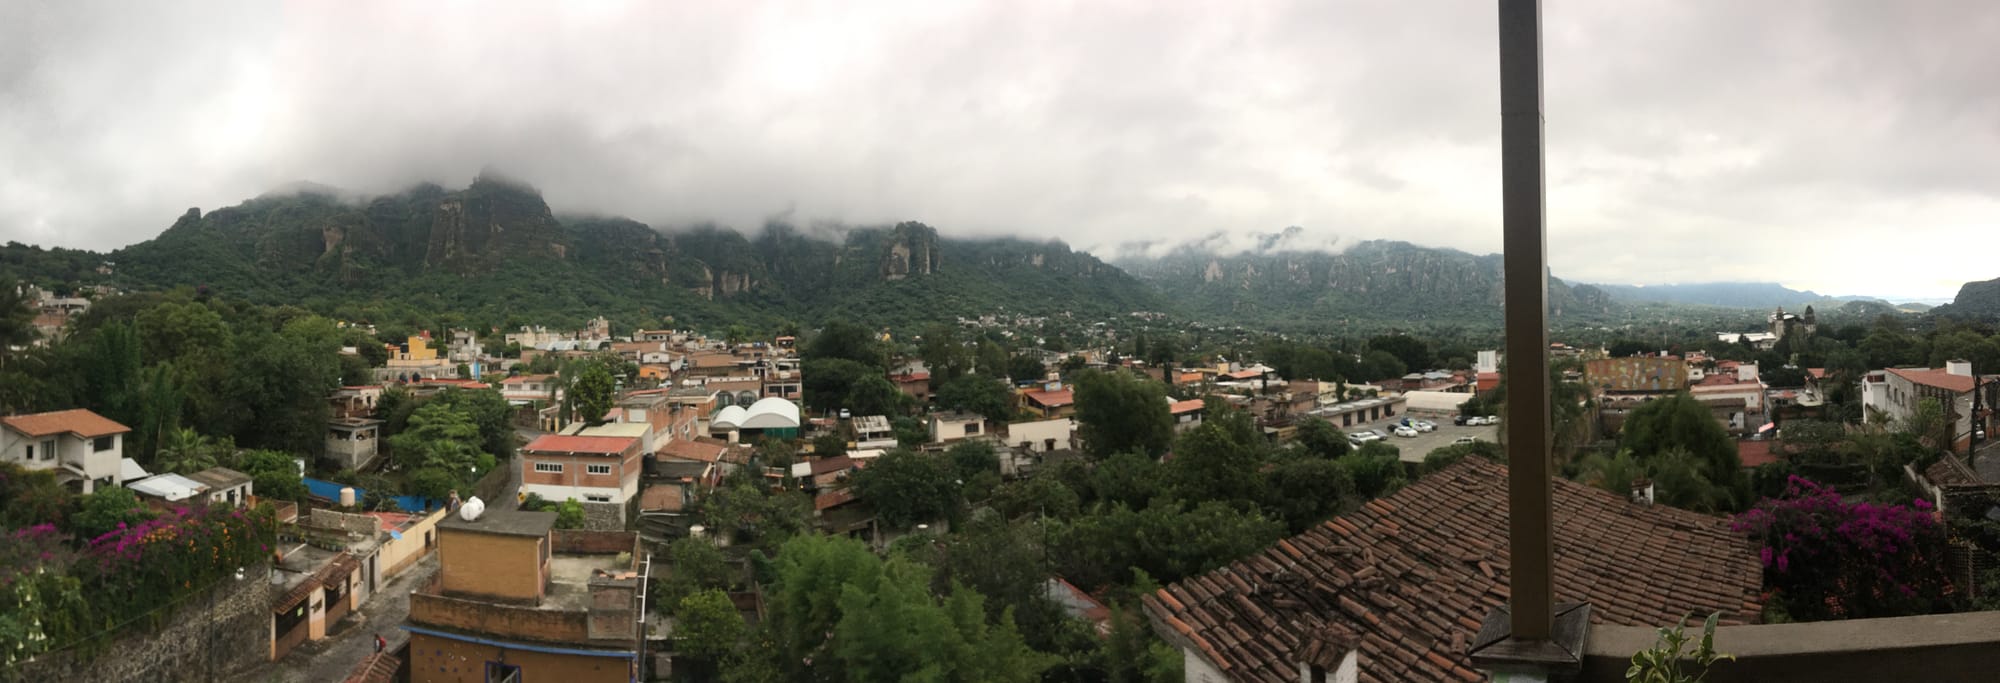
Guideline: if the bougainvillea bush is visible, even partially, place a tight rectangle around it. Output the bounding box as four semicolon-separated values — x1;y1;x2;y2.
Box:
0;503;272;661
1731;476;1954;621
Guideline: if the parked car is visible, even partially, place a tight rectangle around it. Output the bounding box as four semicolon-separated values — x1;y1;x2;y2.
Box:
1348;431;1384;445
1452;436;1479;445
1453;415;1472;426
1413;420;1437;432
1484;415;1500;425
1392;426;1419;438
1464;416;1486;426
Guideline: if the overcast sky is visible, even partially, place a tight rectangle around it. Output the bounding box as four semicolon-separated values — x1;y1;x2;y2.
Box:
3;1;1995;300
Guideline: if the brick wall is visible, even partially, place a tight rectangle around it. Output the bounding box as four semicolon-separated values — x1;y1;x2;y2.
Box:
11;564;274;683
410;591;590;643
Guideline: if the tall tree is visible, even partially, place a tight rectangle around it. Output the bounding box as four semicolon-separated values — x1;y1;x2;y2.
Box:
1619;391;1747;510
571;361;616;426
1074;371;1172;458
936;374;1014;424
852;449;961;530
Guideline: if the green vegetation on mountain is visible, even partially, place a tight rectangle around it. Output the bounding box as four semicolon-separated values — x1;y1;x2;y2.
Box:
1114;238;1615;328
2;176;1163;333
1932;276;2000;321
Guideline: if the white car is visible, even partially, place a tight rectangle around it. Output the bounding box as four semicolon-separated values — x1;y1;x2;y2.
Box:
1464;416;1487;426
1452;436;1479;445
1413;420;1437;432
1484;415;1500;425
1392;426;1419;438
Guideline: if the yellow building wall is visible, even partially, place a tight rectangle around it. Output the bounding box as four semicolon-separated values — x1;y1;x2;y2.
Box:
408;633;634;683
379;508;447;578
439;530;545;603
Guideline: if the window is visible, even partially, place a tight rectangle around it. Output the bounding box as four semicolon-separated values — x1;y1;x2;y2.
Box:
21;444;30;461
965;422;981;435
584;494;612;503
587;464;612;475
39;440;55;461
533;462;563;474
92;436;114;452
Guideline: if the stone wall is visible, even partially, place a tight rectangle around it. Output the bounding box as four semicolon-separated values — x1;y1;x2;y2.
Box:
553;528;639;556
580;501;626;531
10;565;275;683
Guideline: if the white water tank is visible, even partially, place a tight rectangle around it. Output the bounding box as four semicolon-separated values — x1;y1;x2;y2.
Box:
459;496;485;521
338;487;356;507
689;525;705;539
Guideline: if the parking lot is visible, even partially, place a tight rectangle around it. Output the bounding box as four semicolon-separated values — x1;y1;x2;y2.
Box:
1346;416;1500;464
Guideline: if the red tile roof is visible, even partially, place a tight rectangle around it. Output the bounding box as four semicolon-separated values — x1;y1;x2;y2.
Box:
814;488;859;511
502;374;554;385
1886;367;1977;393
2;409;129;438
1143;458;1763;683
891;372;931;383
523;434;637;455
1169;399;1207;415
1024;389;1074;408
658;439;728;463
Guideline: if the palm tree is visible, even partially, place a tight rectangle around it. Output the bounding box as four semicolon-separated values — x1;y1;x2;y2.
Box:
155;427;218;474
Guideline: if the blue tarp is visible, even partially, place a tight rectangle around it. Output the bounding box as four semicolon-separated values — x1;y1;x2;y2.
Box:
302;477;435;512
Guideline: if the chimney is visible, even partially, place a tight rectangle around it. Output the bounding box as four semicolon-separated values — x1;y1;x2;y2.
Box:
1946;359;1973;378
1630;478;1654;505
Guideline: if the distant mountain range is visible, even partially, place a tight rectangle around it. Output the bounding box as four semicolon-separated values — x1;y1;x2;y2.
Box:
1588;282;1893;310
4;180;1994;331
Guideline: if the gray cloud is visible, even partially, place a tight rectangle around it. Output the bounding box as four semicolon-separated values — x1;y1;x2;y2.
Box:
1;0;1994;299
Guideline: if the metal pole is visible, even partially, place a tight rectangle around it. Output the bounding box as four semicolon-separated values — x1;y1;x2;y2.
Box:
1499;0;1555;642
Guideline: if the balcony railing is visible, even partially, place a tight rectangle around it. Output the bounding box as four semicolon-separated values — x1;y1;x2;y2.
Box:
1576;611;2000;683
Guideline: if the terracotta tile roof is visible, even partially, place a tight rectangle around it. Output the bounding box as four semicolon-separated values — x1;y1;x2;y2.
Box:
1178;372;1206;385
1024;389;1074;408
811;455;858;476
658;438;727;463
1169;399;1207;415
1807;368;1827;379
1925;456;1983;488
523;434;637;456
1142;458;1764;683
891;372;931;383
502;374;554;385
2;409;130;438
1886;367;1977;394
341;652;401;683
1736;440;1777;469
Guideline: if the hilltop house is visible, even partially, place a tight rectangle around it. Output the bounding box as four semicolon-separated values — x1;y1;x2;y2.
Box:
1;408;129;493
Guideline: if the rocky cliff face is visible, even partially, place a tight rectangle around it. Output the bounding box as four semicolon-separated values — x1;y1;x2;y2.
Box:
423;175;570;273
878;222;940;280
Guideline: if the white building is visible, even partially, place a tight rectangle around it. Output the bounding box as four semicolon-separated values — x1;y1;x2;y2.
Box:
1;409;129;493
1862;361;1982;453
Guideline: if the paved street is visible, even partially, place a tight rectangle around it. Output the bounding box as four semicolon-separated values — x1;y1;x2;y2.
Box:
230;553;439;683
1345;417;1500;464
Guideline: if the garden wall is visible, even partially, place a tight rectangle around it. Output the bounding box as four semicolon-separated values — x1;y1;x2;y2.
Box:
6;564;274;683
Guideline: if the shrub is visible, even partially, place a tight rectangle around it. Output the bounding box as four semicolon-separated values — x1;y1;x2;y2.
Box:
1731;476;1954;620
